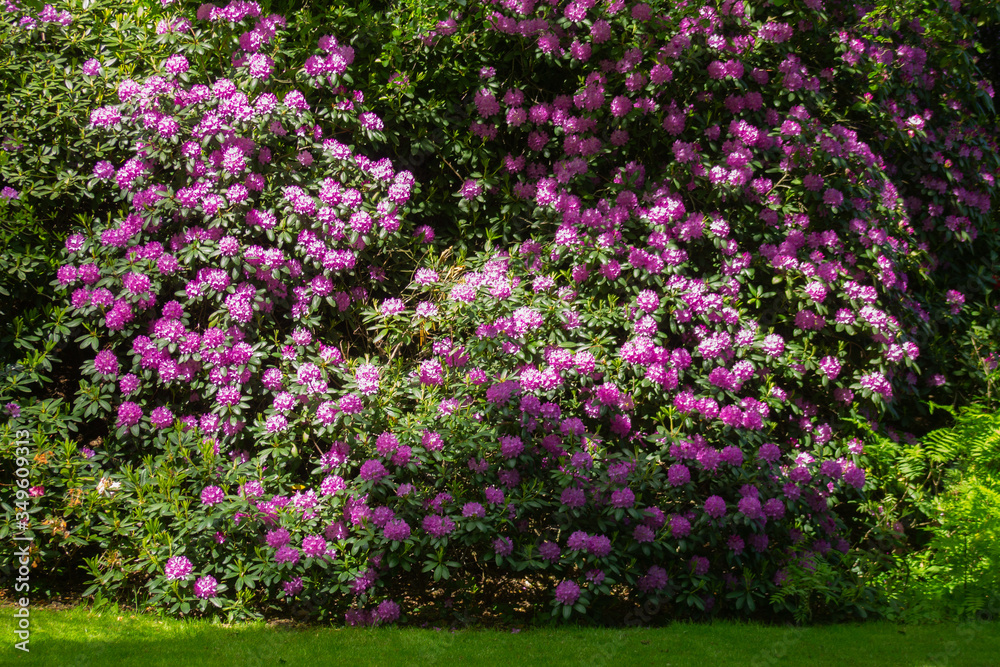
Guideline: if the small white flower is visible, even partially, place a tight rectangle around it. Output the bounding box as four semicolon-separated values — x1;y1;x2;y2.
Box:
96;477;121;497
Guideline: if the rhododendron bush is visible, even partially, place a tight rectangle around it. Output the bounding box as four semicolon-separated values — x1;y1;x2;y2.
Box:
3;0;999;624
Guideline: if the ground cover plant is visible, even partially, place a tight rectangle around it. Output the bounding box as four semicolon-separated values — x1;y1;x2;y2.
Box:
1;0;999;628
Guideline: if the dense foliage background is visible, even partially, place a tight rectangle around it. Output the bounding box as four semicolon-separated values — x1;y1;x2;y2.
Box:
2;0;999;626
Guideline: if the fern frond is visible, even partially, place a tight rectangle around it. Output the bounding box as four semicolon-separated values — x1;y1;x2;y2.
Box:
922;428;963;462
927;401;958;418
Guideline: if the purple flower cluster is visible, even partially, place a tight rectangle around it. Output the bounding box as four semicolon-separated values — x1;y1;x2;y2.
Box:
164;556;193;581
194;575;217;599
200;486;225;505
554;580;580;605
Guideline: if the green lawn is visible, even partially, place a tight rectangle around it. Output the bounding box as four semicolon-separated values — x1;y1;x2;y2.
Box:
2;606;999;666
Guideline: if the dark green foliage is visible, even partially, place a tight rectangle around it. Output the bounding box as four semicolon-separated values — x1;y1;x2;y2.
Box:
0;0;176;226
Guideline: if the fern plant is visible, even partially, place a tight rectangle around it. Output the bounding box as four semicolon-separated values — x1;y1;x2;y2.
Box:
862;403;1000;621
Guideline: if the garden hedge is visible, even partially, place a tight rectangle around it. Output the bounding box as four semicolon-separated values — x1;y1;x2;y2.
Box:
1;0;999;625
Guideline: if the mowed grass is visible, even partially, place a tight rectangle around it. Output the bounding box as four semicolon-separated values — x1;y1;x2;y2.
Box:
2;606;999;666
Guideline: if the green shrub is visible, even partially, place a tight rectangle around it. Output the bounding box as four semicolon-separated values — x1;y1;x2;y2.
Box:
2;0;1000;627
0;201;73;392
0;0;180;225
